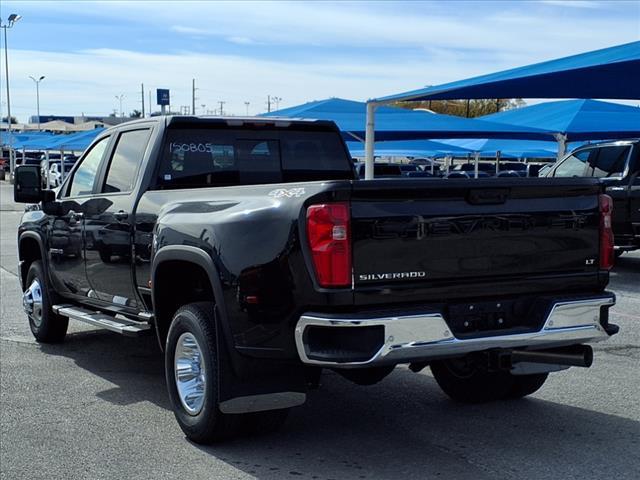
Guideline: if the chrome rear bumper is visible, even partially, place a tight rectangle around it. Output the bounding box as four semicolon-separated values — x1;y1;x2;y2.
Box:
294;295;616;367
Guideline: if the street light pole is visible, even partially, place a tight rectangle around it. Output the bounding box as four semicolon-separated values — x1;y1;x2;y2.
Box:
29;75;45;130
115;94;125;118
1;13;22;176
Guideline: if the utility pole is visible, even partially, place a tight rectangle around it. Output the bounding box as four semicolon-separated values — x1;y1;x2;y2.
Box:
148;90;153;117
244;101;250;116
272;96;282;110
266;95;271;113
141;83;145;118
191;78;197;115
218;101;225;116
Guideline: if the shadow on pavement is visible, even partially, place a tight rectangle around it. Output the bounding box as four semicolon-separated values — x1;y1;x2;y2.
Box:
39;329;170;410
37;329;640;480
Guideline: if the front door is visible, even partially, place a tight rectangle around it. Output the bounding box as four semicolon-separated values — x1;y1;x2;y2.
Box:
83;127;152;309
48;136;111;300
587;145;633;237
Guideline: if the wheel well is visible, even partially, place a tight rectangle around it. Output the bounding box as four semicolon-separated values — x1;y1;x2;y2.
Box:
19;237;42;290
153;260;215;348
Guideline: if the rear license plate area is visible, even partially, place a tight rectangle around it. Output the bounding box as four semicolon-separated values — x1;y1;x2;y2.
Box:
446;297;546;338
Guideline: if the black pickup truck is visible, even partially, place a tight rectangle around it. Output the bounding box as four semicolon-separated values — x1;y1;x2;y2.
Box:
14;116;618;443
544;139;640;255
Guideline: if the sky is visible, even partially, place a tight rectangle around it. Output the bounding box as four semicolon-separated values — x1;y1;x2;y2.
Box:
1;0;638;122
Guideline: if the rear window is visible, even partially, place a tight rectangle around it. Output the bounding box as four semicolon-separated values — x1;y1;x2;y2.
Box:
588;145;630;178
155;128;353;189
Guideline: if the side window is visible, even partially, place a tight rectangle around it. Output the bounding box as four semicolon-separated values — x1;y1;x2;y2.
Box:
553;149;591;177
103;129;152;193
588;146;630;178
67;137;110;197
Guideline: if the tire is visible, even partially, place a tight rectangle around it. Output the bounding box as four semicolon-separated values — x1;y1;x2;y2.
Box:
430;358;514;403
507;373;548;399
99;248;112;263
165;302;289;443
336;365;395;386
24;260;68;343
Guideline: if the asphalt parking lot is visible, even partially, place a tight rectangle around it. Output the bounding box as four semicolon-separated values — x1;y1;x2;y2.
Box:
1;181;639;480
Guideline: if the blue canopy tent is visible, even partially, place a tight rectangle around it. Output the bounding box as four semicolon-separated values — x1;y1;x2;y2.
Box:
49;128;104;151
346;139;471;158
15;128;104;151
480;99;640;142
1;131;54;147
263;98;552;141
436;138;561;159
363;41;640;178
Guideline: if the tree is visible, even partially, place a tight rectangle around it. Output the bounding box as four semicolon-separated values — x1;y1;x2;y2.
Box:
130;109;142;118
391;98;526;117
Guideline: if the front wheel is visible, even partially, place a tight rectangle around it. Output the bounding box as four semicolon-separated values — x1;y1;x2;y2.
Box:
24;260;68;343
165;302;288;444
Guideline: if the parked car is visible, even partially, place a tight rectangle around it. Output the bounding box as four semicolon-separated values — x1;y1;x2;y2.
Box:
543;139;640;254
354;162;403;178
399;164;419;175
14;116;617;444
500;162;528;177
40;158;78;188
409;158;442;175
525;162;554;178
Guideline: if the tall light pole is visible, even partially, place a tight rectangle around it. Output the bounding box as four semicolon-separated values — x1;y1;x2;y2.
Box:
29;75;45;130
1;13;22;175
244;101;250;116
115;94;125;118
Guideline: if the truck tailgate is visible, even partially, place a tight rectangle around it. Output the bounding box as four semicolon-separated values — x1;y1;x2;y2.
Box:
350;178;603;293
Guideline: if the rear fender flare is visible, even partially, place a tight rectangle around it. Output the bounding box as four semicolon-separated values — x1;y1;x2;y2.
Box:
151;245;231;352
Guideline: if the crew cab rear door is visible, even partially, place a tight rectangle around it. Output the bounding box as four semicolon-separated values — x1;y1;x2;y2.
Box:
83;127;153;309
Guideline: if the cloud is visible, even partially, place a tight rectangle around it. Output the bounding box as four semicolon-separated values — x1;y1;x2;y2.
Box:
3;1;637;121
6;46;523;118
540;0;602;8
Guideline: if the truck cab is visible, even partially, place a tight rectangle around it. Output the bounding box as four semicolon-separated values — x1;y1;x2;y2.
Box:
545;139;640;254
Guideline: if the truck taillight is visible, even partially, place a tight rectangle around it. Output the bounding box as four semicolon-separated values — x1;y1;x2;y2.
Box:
599;194;614;270
306;202;352;288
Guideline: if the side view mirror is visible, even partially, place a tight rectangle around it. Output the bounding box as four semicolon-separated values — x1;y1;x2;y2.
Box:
14;165;57;205
14;165;42;203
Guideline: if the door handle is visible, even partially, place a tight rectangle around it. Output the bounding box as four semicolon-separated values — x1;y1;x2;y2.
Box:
68;210;83;223
114;210;129;221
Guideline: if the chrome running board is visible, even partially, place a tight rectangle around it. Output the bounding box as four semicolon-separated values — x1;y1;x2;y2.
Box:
52;304;151;337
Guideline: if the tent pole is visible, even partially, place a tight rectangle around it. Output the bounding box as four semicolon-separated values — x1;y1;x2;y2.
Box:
554;133;567;161
364;101;378;180
474;152;479;179
45;151;50;189
60;149;65;185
